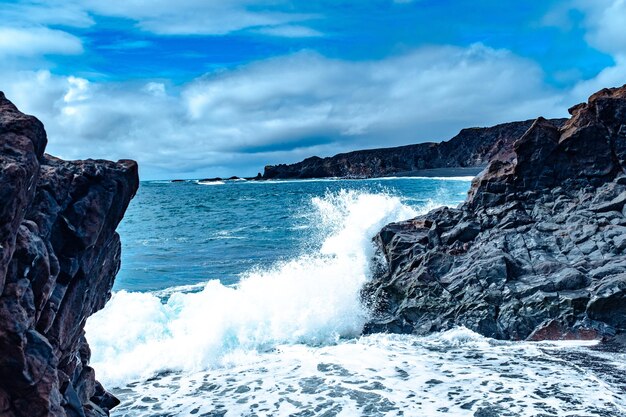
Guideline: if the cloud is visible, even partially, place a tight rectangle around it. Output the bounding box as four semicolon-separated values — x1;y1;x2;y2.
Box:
575;0;626;58
541;0;626;104
0;26;83;58
255;25;324;38
1;44;568;179
0;2;94;28
0;0;319;38
3;0;625;180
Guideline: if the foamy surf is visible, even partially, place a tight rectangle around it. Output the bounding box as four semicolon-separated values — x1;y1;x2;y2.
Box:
86;190;419;386
86;187;626;417
107;330;626;417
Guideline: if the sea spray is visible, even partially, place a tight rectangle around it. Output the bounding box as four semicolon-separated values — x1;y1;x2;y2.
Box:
86;190;420;385
86;184;626;417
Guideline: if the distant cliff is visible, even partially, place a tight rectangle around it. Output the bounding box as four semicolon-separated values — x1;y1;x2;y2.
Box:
263;119;567;179
0;93;138;416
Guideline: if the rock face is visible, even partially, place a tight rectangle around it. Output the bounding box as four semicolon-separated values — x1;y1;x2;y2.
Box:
263;119;567;179
364;85;626;341
0;92;139;416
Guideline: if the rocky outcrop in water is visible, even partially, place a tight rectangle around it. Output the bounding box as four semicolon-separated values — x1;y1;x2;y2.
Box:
364;85;626;341
263;119;567;179
0;92;138;416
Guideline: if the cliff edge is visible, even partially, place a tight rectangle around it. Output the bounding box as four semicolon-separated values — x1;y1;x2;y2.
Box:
263;119;567;179
364;85;626;341
0;93;139;416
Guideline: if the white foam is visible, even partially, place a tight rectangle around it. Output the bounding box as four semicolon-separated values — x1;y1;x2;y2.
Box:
197;180;225;185
109;330;626;417
86;190;421;386
151;282;210;298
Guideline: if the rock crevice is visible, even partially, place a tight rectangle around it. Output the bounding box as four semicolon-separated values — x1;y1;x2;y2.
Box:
0;92;139;416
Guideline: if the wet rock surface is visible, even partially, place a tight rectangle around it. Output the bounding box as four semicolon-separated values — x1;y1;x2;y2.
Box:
364;85;626;341
0;92;138;416
263;119;566;179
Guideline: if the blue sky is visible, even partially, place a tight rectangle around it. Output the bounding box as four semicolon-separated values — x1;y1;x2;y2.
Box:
1;0;625;179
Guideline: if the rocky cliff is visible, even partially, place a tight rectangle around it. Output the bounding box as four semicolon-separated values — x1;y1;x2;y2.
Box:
0;93;139;416
263;119;567;179
364;85;626;341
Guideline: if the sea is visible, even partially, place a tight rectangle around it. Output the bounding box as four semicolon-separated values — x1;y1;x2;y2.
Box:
85;177;626;417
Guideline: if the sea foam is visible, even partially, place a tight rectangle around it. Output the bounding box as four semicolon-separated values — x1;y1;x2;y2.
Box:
109;330;626;417
86;190;421;386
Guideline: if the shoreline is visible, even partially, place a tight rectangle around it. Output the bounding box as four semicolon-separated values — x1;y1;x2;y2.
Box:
168;166;484;183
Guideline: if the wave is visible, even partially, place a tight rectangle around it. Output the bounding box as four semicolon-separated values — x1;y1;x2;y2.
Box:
85;190;447;386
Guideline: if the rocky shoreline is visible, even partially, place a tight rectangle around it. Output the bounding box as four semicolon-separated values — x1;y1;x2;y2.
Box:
363;85;626;342
0;93;138;416
2;82;626;416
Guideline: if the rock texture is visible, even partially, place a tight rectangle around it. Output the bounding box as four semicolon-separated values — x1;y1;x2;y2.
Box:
263;119;567;179
364;85;626;341
0;92;139;416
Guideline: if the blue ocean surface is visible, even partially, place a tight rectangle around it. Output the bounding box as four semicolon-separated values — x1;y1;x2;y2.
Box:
114;177;470;292
85;177;626;417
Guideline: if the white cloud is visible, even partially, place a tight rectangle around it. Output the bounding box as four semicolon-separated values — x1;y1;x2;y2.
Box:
566;56;626;104
255;25;324;38
144;82;167;97
2;1;624;181
0;2;94;28
576;0;626;58
0;0;318;38
0;26;83;57
1;44;568;179
540;0;626;104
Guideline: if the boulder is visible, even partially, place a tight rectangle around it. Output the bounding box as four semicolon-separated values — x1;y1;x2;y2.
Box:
364;85;626;341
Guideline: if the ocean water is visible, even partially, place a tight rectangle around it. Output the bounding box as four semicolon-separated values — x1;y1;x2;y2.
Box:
85;178;626;417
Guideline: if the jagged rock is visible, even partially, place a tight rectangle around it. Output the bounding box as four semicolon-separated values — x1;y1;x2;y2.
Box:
591;191;626;212
364;85;626;341
0;92;138;416
263;119;567;179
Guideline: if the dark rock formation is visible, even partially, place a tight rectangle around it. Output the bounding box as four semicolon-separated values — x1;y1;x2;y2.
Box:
0;92;139;416
364;85;626;341
263;119;567;179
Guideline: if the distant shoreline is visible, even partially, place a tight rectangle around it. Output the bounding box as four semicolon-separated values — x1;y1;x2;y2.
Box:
169;166;484;183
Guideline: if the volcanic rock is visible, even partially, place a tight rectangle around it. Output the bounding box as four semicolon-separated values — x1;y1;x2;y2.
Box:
0;92;139;416
364;85;626;341
263;119;567;179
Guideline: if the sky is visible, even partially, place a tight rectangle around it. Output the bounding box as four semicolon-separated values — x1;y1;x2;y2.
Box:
0;1;625;179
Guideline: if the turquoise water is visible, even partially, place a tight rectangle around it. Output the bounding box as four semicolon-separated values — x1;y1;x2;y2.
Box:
86;177;626;417
114;178;471;292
